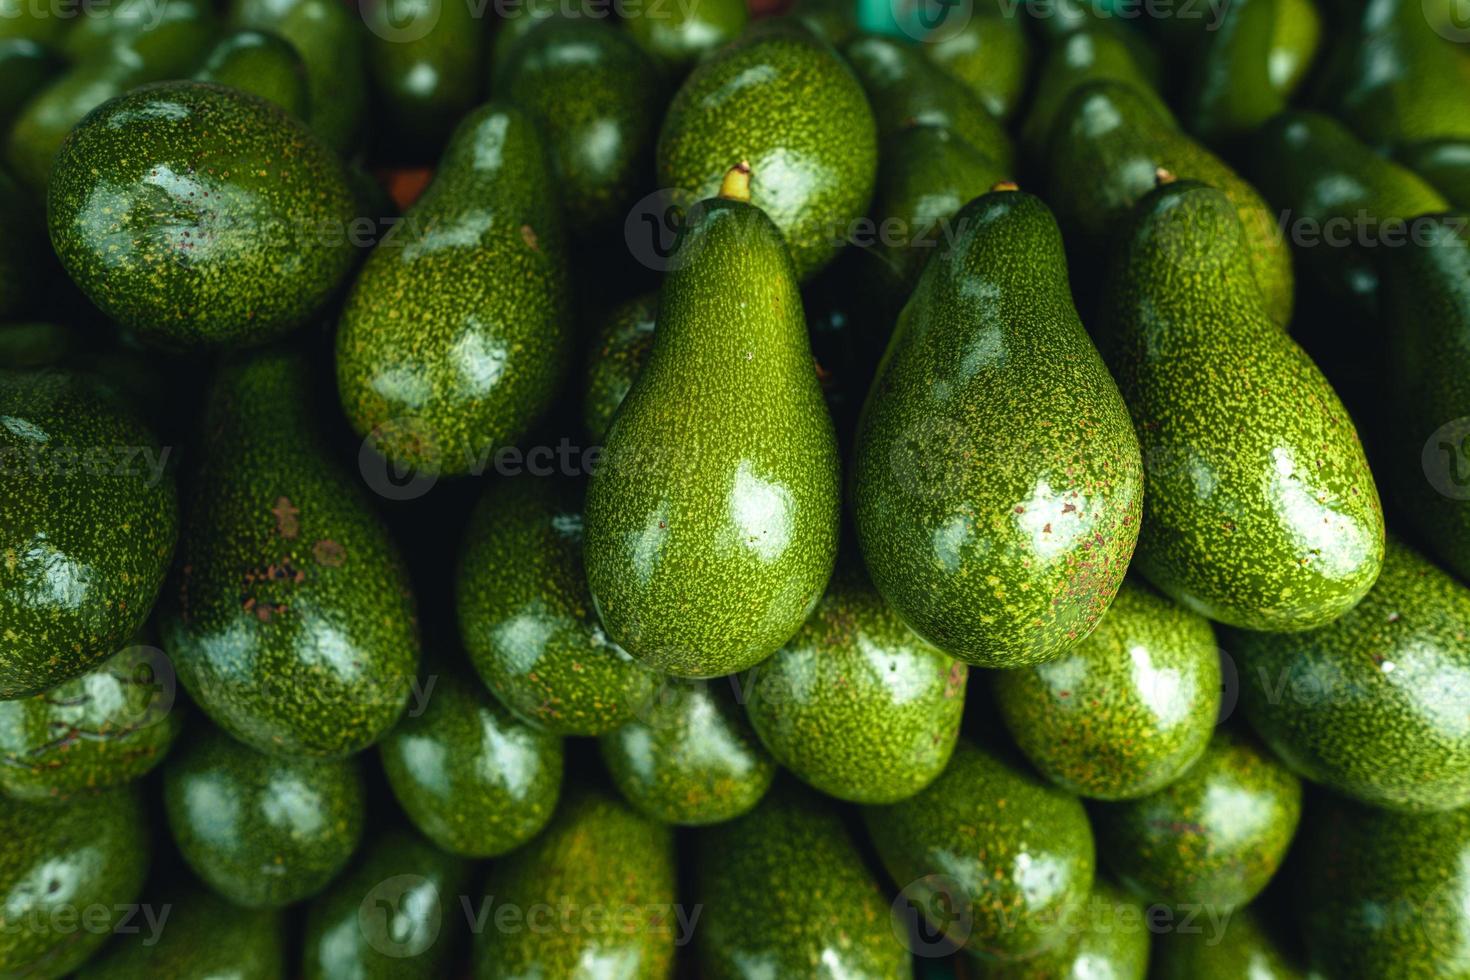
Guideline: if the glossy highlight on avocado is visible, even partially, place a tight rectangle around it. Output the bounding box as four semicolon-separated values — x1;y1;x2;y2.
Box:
970;878;1149;980
366;0;483;150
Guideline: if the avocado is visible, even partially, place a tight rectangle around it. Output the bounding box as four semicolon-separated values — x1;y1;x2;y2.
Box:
62;0;213;60
583;292;657;442
1092;727;1301;911
695;777;913;977
1097;179;1384;631
496;17;663;231
1151;905;1309;980
862;737;1096;964
78;878;285;979
994;577;1220;801
1268;0;1320;95
456;473;658;736
850;188;1143;669
600;675;775;826
194;28;310;119
302;829;473;980
163;722;365;909
745;562;967;804
1396;140;1470;209
1177;0;1292;146
1044;79;1294;327
969;878;1149;979
625;0;746;72
365;0;483;151
583;167;840;678
0;368;178;699
160;347;420;758
783;0;858;47
336;102;571;477
921;8;1030;122
472;787;677;978
48;81;359;350
0;38;63;134
0;0;66;44
656;21;877;280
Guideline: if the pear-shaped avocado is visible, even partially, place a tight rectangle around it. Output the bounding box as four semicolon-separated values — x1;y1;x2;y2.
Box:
1092;727;1301;911
696;777;913;977
0;368;178;699
969;878;1150;979
163;722;365;909
194;28;310;119
862;738;1096;964
850;188;1143;669
1098;179;1384;631
746;562;967;804
626;0;747;72
472;787;677;978
0;786;149;979
1151;905;1309;980
336;102;571;477
160;347;420;759
365;0;483;151
656;22;877;280
380;667;563;857
583;167;841;678
995;577;1220;801
582;292;657;442
921;8;1031;123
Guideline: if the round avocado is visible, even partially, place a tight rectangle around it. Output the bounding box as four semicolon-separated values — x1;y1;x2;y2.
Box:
922;10;1031;122
195;28;311;120
582;292;657;442
1151;905;1309;980
625;0;746;71
969;878;1149;979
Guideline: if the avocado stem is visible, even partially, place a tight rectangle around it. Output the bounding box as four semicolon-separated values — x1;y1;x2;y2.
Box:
720;161;752;203
1155;167;1177;185
991;180;1020;193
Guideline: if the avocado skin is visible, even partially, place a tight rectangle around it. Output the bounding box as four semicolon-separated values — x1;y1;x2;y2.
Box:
1232;537;1470;812
1098;180;1384;631
48;81;359;350
336;102;571;477
302;829;473;980
195;29;310;119
583;292;657;442
695;777;912;978
746;563;967;804
1397;140;1470;210
457;474;657;736
366;0;483;151
625;0;746;71
78;879;285;980
1151;906;1308;980
1178;0;1287;146
160;347;420;759
497;17;662;231
163;722;365;909
0;368;178;699
1092;727;1301;911
994;577;1220;801
0;786;148;979
851;189;1143;669
601;676;775;826
380;667;563;857
863;737;1096;964
969;879;1149;979
472;787;677;979
0;39;63;135
656;22;877;281
922;9;1030;122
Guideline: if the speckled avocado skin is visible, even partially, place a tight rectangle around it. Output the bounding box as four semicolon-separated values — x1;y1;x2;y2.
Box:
862;737;1096;964
1098;180;1384;631
366;0;483;150
850;189;1143;669
456;474;657;736
970;879;1149;980
163;722;365;909
336;102;571;477
160;347;420;758
472;787;677;979
922;9;1030;123
1092;727;1301;911
583;191;841;678
994;576;1220;801
0;785;149;979
656;21;877;281
1151;906;1308;980
695;778;913;978
626;0;746;71
1233;536;1470;812
303;829;473;980
0;368;178;699
48;81;359;350
745;562;967;804
601;675;775;826
583;292;657;442
195;29;311;119
380;667;563;857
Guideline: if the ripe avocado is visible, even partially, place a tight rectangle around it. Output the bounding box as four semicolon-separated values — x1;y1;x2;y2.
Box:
365;0;483;151
921;8;1031;123
194;28;310;119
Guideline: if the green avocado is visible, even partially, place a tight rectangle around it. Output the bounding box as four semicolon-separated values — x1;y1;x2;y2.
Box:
1151;905;1309;980
302;829;473;980
194;28;310;119
472;787;677;978
0;38;63;135
745;563;967;804
0;0;66;44
365;0;483;151
77;878;285;980
1097;179;1384;631
0;368;177;700
582;291;657;442
1092;727;1301;911
656;21;877;280
336;102;571;477
625;0;746;72
921;8;1030;122
1177;0;1292;146
1397;140;1470;209
160;347;420;759
62;0;212;60
862;737;1096;964
48;81;359;350
850;188;1143;669
994;577;1220;801
380;666;563;857
163;722;365;909
969;878;1150;979
600;675;776;826
1270;0;1321;94
695;777;912;977
456;473;657;736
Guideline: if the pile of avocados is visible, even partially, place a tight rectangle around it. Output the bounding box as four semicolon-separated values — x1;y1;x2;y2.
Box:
2;0;1470;975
